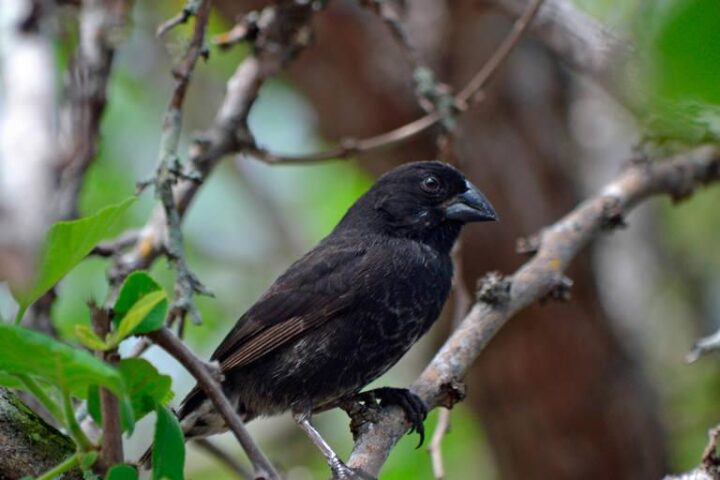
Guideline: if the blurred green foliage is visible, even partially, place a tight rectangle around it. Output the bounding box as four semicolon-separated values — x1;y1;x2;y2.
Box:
633;0;720;142
651;0;720;105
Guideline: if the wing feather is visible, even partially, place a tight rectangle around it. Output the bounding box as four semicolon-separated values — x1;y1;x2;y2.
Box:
209;242;368;372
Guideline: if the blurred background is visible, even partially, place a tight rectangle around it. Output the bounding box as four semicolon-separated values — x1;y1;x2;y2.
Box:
1;0;720;478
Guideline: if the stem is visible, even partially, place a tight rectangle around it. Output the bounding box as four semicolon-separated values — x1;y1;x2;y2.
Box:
35;452;79;480
148;327;279;479
16;374;64;422
62;390;94;452
14;305;26;325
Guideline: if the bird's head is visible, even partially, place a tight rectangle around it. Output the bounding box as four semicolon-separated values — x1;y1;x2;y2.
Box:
338;161;497;252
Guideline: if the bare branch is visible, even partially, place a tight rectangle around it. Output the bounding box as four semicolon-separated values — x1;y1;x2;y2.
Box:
346;146;720;478
156;0;202;37
90;229;140;257
427;407;451;480
153;0;214;328
110;1;317;286
147;327;279;479
248;0;544;164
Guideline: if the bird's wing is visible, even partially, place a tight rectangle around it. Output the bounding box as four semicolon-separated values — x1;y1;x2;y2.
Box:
210;242;371;372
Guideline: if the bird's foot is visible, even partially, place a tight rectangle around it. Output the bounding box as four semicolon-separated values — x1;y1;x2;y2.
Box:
357;387;428;448
329;456;364;479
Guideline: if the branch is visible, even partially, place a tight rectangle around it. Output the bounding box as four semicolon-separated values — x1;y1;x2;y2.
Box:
0;388;81;479
110;1;317;285
687;329;720;363
427;244;472;480
89;303;123;472
156;0;202;37
152;0;214;328
247;0;545;164
147;327;279;479
489;0;629;82
56;0;131;220
346;146;720;478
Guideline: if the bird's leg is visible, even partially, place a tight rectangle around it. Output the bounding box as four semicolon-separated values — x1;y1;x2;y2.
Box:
292;410;362;479
350;387;428;447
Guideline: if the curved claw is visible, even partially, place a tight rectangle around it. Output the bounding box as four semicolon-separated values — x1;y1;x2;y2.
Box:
368;387;428;448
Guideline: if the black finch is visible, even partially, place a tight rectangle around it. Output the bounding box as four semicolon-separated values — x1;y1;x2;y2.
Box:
142;161;497;478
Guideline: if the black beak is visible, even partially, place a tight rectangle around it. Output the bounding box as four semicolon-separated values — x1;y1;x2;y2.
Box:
444;180;498;223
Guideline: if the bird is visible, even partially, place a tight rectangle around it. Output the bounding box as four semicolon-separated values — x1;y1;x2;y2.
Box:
140;160;497;478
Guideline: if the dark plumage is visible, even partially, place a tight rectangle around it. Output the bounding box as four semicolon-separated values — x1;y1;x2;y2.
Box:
143;161;496;476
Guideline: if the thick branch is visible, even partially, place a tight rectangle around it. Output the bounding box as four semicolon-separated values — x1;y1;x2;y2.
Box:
346;146;720;478
147;327;279;479
0;388;81;479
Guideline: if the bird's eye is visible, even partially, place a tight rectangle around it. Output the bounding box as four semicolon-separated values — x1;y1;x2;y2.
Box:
421;176;441;193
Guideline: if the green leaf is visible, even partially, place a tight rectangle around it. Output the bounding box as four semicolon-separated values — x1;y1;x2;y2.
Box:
112;290;167;343
75;325;111;351
120;358;173;421
152;405;185;480
106;464;139;480
14;197;137;322
113;272;168;336
653;0;720;104
0;323;125;399
87;359;170;433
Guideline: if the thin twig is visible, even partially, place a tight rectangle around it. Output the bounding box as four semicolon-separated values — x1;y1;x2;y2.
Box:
248;0;545;164
156;0;201;37
193;438;252;480
346;146;720;478
455;0;544;106
90;229;140;257
489;0;629;82
147;327;279;480
153;0;214;328
428;408;451;480
110;1;319;288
